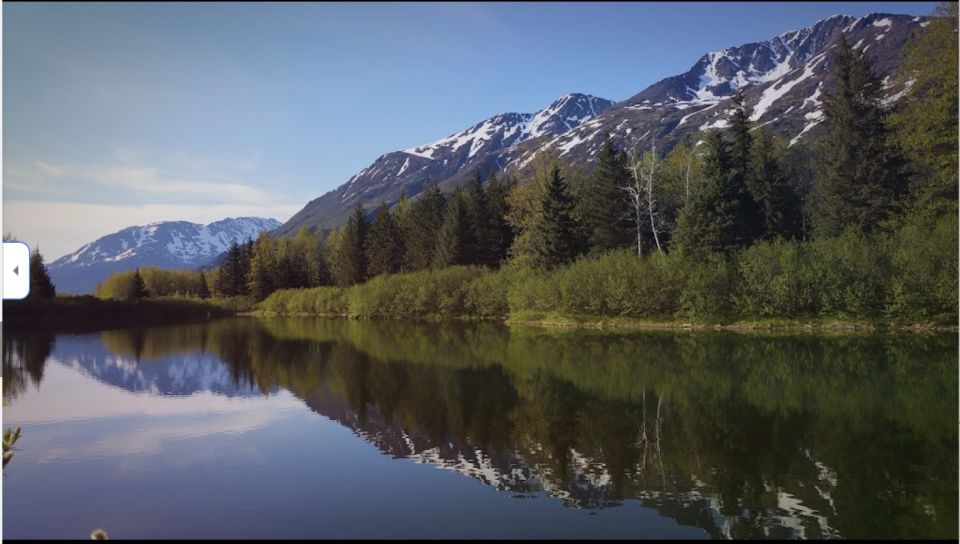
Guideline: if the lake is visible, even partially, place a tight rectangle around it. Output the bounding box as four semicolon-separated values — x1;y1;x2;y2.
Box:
2;318;956;539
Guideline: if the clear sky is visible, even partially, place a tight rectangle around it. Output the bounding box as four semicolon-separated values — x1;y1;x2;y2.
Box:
3;1;936;260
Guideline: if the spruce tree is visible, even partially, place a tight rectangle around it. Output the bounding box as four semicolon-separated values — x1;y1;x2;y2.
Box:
749;130;802;239
675;131;740;256
433;187;471;268
729;92;765;242
393;193;412;271
533;165;582;269
582;135;632;254
275;238;307;290
403;184;446;270
198;271;210;299
813;34;907;237
465;171;491;265
28;248;56;299
366;202;404;277
334;205;368;286
131;268;149;300
214;243;240;296
484;174;514;267
729;92;753;186
218;239;254;296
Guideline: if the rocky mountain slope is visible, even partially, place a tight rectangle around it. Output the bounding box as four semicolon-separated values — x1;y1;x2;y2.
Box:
276;12;924;236
515;13;922;169
274;93;614;236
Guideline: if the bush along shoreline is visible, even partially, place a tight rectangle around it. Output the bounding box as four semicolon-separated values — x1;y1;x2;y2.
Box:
257;217;957;332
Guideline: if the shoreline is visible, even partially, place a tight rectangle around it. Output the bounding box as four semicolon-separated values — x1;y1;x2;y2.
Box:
247;310;958;335
6;298;955;335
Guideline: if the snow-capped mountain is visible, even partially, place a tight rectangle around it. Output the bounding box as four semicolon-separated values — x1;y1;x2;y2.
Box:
273;93;614;236
518;13;922;168
276;12;924;237
49;217;281;294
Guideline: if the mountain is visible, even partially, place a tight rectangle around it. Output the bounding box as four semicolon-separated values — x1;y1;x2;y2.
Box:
276;12;925;236
48;217;281;294
274;93;615;236
512;13;922;168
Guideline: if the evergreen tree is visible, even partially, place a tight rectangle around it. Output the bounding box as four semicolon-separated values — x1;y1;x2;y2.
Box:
779;142;816;241
729;91;765;242
533;165;582;269
236;240;254;295
131;268;149;300
366;202;404;277
275;237;308;290
403;184;446;270
214;243;241;296
484;174;515;266
729;92;753;186
465;171;491;265
393;193;412;271
582;135;632;254
198;271;210;299
749;130;803;239
217;240;254;296
247;232;277;300
675;132;740;256
334;205;368;286
433;187;471;268
28;247;56;299
812;34;907;237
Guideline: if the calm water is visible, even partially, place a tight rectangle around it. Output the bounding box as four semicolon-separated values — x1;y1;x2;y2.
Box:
2;318;956;539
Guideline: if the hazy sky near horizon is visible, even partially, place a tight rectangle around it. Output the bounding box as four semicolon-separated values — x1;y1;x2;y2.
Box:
3;2;936;259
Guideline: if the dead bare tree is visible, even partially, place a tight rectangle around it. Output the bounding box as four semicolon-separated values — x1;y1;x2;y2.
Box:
624;140;664;256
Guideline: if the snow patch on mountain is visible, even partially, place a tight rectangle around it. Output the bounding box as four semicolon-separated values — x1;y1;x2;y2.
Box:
749;52;827;121
402;94;614;161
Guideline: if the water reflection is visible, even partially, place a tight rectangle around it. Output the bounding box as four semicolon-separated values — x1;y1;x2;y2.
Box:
3;319;956;539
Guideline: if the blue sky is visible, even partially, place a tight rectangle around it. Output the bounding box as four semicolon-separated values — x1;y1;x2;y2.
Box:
3;2;936;259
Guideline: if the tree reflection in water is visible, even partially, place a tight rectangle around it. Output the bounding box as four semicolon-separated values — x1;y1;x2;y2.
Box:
4;318;956;539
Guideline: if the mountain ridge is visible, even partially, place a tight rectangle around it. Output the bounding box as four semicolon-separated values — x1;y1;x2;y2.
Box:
275;11;924;237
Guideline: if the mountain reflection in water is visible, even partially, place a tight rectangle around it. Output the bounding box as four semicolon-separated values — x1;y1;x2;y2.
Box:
3;318;956;539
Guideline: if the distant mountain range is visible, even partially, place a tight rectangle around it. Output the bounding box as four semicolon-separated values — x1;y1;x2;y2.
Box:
49;217;280;294
48;12;926;285
275;12;924;236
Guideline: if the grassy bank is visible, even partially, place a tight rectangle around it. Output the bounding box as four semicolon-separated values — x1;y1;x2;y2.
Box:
4;295;252;328
258;225;958;332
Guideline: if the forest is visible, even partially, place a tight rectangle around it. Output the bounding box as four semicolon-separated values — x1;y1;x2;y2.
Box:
32;8;958;326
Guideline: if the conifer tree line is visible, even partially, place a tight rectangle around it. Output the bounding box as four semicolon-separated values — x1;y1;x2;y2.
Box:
90;7;957;311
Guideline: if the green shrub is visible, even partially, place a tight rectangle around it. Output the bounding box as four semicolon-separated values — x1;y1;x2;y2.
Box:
737;239;819;317
463;269;513;318
808;228;891;318
887;213;958;321
505;266;560;313
257;222;956;325
677;253;739;321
